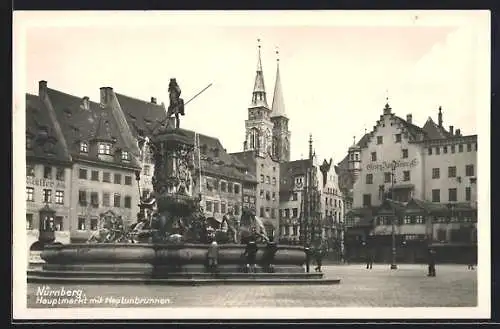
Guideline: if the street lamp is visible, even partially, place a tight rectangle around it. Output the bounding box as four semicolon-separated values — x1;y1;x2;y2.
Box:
390;160;398;270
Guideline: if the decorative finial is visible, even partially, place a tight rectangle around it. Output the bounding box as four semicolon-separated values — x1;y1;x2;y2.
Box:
257;38;261;49
276;46;280;62
385;89;390;103
353;136;356;145
364;128;367;134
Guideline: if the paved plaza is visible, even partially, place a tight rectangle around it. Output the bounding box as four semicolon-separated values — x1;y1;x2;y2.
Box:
27;264;477;308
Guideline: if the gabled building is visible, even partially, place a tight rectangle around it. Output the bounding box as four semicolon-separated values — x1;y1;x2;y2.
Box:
339;101;477;263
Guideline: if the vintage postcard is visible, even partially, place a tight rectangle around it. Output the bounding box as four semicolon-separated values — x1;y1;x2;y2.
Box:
12;10;490;320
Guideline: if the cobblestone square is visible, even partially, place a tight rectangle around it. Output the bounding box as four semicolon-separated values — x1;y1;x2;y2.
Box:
27;264;477;308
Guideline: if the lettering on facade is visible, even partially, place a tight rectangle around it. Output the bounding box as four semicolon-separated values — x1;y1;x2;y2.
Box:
27;177;66;189
366;159;418;172
142;178;153;185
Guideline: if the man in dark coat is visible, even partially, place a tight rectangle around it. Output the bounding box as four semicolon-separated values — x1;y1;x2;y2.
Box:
314;244;326;272
304;245;313;273
207;241;219;274
263;239;278;273
427;248;436;277
243;239;258;273
366;248;374;270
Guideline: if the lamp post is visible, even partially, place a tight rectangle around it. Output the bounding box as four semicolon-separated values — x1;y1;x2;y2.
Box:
390;160;398;270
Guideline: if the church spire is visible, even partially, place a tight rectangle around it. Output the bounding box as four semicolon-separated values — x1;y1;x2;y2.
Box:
250;38;268;108
271;47;287;118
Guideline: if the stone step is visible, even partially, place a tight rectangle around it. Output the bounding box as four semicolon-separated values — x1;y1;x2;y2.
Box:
27;274;340;285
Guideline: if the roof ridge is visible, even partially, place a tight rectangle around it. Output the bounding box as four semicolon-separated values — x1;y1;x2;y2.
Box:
115;92;165;108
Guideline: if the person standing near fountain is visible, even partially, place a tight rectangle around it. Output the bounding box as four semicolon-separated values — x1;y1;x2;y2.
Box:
207;241;219;274
243;239;258;273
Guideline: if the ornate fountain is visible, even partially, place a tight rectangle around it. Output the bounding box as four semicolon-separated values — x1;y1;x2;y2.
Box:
27;79;340;285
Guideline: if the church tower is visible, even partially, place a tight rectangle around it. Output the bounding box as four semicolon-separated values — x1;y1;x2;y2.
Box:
270;48;291;162
243;39;274;158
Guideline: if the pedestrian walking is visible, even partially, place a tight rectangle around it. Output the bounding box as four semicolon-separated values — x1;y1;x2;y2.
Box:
314;244;326;272
207;241;219;274
366;248;374;270
304;245;312;273
427;248;436;277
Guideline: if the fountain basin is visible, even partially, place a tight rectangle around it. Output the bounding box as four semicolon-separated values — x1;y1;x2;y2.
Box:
27;243;341;285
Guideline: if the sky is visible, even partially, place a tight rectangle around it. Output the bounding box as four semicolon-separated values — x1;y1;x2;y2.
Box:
16;11;490;165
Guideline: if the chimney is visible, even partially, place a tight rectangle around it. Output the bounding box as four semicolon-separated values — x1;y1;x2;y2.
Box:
449;125;454;135
82;96;90;110
151;97;157;104
100;87;113;108
456;129;461;136
406;114;412;124
39;80;47;99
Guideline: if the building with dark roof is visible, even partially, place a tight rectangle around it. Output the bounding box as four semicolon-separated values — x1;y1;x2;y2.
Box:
339;101;477;263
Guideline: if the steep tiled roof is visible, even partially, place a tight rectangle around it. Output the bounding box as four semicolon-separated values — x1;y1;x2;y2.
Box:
422;117;453;140
279;159;313;193
46;88;141;169
230;151;257;171
25;93;71;163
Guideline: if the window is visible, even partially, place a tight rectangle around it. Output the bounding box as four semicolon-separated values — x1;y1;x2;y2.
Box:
428;148;432;155
432;189;440;202
214;202;219;213
260;175;264;183
467;143;472;152
292;208;298;218
284;209;290;218
432;168;440;179
26;165;35;177
98;143;112;155
404;216;412;225
43;166;52;179
90;218;98;231
272;177;276;185
451;145;456;153
79;190;87;205
266;191;271;201
366;174;373;184
415;216;424;224
205;200;213;212
103;172;111;182
234;205;240;216
124;196;132;208
113;194;121;207
448;188;457;202
395;134;402;143
362;194;371;207
273;166;276;172
384;172;391;183
220;181;226;192
234;184;240;194
121;151;130;161
54;167;65;181
260;207;265;217
54;216;63;231
26;214;33;230
448;166;457;178
293;226;298;236
80;142;88;153
466;187;471;201
227;183;233;193
55;190;64;204
26;135;33;150
78;217;86;230
377;136;383;144
371;152;377;161
459;144;464;152
91;170;99;181
402;149;408;159
79;169;87;179
266;176;270;184
271;208;275;218
272;192;276;201
221;203;226;214
124;176;132;185
435;147;440;155
260;189;264;199
143;165;150;176
43;189;52;203
103;193;110;207
90;192;99;207
26;187;34;202
443;146;448;154
403;171;410;182
292;192;298;201
114;173;121;184
465;165;474;177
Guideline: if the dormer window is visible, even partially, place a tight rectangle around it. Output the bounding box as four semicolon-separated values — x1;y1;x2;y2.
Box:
80;141;88;153
121;151;130;161
98;143;112;155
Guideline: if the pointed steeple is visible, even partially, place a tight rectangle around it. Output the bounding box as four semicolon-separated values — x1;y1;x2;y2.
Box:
250;39;268;108
271;47;287;118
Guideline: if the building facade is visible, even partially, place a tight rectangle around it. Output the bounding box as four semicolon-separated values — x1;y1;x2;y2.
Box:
341;102;477;263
